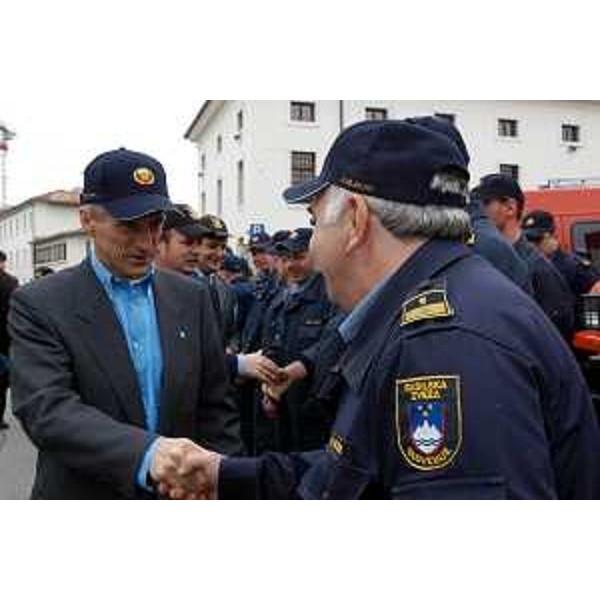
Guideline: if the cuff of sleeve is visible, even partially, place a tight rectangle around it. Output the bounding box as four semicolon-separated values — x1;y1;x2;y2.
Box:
218;457;259;499
136;438;161;492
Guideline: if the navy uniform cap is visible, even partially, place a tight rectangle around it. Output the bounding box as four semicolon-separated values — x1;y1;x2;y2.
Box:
276;227;313;254
522;210;556;240
472;173;525;207
283;118;470;207
249;231;271;250
197;214;229;239
81;148;171;220
163;204;208;238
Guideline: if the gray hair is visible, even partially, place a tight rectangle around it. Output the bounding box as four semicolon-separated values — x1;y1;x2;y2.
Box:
321;185;471;241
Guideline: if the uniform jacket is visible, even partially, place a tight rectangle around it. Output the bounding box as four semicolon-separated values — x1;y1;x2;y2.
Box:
219;240;600;499
9;260;242;499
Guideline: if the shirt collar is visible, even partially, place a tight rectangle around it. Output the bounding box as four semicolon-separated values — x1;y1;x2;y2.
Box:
338;270;394;345
90;246;155;290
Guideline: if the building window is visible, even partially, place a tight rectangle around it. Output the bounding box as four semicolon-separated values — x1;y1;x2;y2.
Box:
500;164;520;182
237;160;244;208
291;151;316;185
34;242;67;265
498;118;518;138
217;179;223;217
434;113;456;124
365;107;388;121
290;101;316;122
217;135;223;153
237;110;244;132
201;192;206;214
201;153;206;172
562;124;580;144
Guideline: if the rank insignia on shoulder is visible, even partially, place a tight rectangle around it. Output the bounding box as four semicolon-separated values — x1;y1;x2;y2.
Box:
328;433;346;456
400;289;454;326
395;375;462;471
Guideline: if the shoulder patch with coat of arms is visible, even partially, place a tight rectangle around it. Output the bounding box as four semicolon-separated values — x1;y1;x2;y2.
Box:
395;375;462;471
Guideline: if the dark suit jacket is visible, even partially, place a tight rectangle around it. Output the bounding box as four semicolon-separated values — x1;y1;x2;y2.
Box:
8;260;242;499
0;269;19;357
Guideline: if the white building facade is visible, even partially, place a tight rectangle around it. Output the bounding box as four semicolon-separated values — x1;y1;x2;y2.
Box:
185;100;600;236
0;191;85;283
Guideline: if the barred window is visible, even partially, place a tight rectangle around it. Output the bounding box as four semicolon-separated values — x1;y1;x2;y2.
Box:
498;119;518;138
237;110;244;132
365;107;388;121
291;151;316;185
217;135;223;153
34;242;66;265
290;102;316;122
500;164;520;182
217;179;223;216
562;124;580;143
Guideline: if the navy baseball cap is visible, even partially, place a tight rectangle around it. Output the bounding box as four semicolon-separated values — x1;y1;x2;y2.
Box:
405;116;470;165
522;210;556;240
283;118;470;207
472;174;525;207
276;228;313;254
163;204;207;238
81;148;171;220
249;231;271;251
268;230;291;254
222;253;244;273
196;214;229;239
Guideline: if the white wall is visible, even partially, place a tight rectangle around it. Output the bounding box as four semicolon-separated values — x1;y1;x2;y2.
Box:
189;100;600;237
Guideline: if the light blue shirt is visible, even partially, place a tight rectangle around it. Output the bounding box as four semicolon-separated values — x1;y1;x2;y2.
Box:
89;249;163;491
338;272;393;345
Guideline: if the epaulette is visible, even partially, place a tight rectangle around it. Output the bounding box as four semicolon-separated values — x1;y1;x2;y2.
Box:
400;285;455;327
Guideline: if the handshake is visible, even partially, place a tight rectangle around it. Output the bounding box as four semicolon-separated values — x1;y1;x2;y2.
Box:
149;438;222;500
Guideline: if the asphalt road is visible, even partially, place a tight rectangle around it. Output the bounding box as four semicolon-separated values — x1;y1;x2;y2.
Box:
0;397;37;499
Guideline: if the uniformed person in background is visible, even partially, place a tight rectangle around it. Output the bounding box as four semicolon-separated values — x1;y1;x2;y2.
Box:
403;116;532;293
475;173;576;341
155;204;208;276
153;118;600;501
254;227;336;453
193;215;238;348
522;209;600;296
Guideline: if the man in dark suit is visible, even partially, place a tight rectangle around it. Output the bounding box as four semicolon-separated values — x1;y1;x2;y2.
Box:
0;250;18;429
8;148;242;499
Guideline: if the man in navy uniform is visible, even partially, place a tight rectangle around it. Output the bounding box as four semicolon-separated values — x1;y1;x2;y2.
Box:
154;119;600;500
522;209;600;296
476;174;576;341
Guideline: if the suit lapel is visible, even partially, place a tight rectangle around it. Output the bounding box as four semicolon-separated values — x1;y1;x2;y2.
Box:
73;261;146;427
153;272;188;434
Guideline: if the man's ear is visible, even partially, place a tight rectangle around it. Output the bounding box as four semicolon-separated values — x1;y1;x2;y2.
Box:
80;208;95;237
345;195;370;254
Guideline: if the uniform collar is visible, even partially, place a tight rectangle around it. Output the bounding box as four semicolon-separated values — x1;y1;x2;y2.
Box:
340;239;471;393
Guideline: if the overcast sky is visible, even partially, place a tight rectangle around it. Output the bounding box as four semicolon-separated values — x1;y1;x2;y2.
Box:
2;1;597;209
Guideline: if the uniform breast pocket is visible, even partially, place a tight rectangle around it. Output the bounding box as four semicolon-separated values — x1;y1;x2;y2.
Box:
298;320;324;343
391;476;507;500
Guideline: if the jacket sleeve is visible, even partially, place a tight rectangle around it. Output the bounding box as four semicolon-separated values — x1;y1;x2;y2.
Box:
195;287;244;455
8;289;157;498
218;451;323;499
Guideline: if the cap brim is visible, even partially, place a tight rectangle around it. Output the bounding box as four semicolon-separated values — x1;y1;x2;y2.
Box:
276;240;310;254
102;194;172;221
283;175;330;205
523;228;546;241
178;223;213;239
